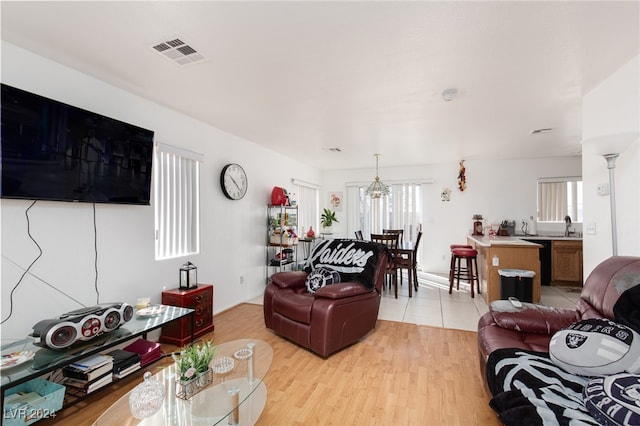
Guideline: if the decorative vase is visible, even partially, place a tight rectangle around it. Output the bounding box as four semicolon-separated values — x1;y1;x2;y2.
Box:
306;226;315;238
198;368;213;388
176;368;213;400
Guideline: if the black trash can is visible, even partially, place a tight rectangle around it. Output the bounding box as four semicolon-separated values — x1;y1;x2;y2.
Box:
499;269;535;302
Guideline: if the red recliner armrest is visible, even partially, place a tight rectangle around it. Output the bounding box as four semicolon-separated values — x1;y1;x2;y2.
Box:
314;281;371;299
270;271;308;289
488;300;580;335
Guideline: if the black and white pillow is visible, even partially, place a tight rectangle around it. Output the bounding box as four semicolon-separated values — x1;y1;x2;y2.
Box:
549;318;640;377
305;267;341;294
584;374;640;426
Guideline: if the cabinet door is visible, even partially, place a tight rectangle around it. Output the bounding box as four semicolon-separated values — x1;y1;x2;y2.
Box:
552;241;583;284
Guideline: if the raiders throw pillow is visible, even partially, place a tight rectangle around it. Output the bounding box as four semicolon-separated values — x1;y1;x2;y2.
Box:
584;374;640;425
305;267;341;294
549;318;640;377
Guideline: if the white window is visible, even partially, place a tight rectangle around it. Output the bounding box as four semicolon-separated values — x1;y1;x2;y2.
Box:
291;179;320;235
154;143;203;260
347;182;422;242
537;179;583;222
347;181;424;268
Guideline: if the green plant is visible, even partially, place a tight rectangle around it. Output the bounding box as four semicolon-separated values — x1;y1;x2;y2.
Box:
320;208;338;228
172;340;215;381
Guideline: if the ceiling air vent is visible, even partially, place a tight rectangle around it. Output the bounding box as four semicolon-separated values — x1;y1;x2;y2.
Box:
152;38;205;65
529;128;553;135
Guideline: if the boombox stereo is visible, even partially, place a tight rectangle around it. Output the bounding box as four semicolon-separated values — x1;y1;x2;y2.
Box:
30;302;133;350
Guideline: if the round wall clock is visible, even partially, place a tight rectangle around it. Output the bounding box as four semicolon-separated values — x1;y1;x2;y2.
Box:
220;163;248;200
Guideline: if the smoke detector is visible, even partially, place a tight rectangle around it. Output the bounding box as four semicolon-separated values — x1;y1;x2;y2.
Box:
151;38;205;65
442;88;458;102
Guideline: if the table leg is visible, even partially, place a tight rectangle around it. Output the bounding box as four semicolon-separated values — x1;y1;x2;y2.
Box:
408;252;413;297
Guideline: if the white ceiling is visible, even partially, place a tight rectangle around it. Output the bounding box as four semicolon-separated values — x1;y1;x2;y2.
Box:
2;1;639;170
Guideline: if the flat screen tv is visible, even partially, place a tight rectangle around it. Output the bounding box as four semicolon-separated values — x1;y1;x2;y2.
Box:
1;83;154;205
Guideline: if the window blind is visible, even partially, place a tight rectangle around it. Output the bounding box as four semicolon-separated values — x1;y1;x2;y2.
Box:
154;143;201;260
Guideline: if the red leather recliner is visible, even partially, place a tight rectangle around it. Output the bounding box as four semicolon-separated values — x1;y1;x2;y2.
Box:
477;256;640;379
264;243;388;358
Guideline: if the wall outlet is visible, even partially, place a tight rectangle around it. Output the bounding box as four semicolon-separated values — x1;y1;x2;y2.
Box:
492;255;499;266
239;276;244;285
597;183;610;196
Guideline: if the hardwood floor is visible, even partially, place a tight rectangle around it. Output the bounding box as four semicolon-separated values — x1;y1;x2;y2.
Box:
41;303;500;425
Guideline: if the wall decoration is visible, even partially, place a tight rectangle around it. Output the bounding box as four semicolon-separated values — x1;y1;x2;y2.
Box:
457;160;467;191
328;192;343;211
441;188;452;202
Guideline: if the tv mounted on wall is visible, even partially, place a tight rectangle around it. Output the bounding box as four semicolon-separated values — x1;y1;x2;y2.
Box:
1;83;154;205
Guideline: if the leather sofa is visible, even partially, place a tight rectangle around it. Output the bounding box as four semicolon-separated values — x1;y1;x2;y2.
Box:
477;256;640;379
264;239;388;358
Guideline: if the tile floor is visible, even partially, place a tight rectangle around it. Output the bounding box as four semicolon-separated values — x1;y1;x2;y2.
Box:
249;271;582;332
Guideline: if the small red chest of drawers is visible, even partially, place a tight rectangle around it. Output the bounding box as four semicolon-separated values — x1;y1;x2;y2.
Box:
160;284;215;347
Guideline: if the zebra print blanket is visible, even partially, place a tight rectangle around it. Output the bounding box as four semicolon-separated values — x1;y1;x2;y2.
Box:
486;348;599;425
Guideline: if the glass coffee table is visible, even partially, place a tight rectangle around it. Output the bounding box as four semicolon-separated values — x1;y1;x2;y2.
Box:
93;339;273;425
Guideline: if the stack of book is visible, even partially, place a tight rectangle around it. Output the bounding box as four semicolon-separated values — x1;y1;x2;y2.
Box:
62;354;113;394
123;339;163;366
105;349;141;379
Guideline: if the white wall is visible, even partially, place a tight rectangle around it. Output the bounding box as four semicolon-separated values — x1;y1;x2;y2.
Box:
581;55;640;275
321;156;581;273
0;42;321;340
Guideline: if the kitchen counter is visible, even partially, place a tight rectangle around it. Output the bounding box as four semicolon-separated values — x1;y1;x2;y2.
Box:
467;235;582;246
467;235;542;304
467;235;544;247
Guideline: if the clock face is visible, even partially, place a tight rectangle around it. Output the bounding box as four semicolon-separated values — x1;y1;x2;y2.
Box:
220;163;248;200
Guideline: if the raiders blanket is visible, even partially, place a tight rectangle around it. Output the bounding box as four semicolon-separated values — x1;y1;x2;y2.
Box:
485;284;640;425
303;239;388;289
486;348;598;425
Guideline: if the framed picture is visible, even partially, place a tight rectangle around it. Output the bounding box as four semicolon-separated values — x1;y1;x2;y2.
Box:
328;192;343;211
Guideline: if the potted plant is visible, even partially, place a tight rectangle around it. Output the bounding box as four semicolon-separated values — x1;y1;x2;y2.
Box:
172;340;215;398
320;208;338;231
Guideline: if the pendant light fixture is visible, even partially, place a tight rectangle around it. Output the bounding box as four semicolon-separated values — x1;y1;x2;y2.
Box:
365;153;390;199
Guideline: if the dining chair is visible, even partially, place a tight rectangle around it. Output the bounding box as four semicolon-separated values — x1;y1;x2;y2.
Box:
382;229;404;245
354;230;364;240
396;231;422;293
370;233;400;298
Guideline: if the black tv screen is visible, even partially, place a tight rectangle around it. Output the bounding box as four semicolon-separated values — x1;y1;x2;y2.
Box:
1;83;154;205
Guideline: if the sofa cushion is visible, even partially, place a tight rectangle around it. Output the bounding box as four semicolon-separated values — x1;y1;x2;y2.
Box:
549;318;640;377
578;257;640;321
614;282;640;333
583;374;640;426
272;290;314;325
305;267;341;294
271;271;308;289
489;300;580;334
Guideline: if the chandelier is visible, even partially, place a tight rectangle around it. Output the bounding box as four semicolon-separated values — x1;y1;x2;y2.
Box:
365;154;390;199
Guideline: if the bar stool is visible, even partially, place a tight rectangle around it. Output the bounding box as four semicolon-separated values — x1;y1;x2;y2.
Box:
449;247;481;298
448;244;472;286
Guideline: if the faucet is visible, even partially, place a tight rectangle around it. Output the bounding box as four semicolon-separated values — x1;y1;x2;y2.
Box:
564;215;572;237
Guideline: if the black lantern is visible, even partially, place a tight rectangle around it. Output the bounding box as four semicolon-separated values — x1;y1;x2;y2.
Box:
179;262;197;289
